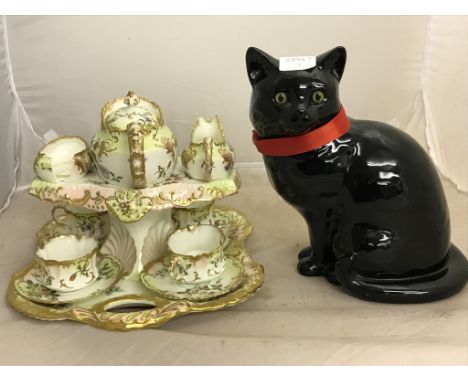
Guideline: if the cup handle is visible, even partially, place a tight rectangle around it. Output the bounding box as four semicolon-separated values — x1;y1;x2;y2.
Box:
127;121;146;188
202;137;214;181
51;206;75;226
73;149;90;175
168;257;183;283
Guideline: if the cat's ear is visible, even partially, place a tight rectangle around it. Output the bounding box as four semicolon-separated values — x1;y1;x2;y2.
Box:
246;47;279;87
317;46;346;81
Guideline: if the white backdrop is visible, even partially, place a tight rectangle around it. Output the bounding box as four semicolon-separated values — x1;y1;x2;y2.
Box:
0;15;467;211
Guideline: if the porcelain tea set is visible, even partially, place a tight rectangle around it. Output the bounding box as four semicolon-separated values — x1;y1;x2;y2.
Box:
8;91;264;330
16;204;244;305
33;91;235;188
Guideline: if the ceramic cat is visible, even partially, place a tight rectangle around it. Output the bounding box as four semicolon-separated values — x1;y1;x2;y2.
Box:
246;46;467;303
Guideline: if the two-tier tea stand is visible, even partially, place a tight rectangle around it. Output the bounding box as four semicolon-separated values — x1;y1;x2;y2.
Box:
7;163;264;330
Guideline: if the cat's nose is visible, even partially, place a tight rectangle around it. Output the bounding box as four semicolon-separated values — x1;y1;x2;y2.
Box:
298;104;306;113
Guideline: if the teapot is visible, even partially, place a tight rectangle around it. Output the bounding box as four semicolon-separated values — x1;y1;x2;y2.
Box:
181;116;235;181
91;91;177;188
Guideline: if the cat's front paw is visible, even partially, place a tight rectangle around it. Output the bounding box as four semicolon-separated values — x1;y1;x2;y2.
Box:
297;258;324;277
298;246;312;260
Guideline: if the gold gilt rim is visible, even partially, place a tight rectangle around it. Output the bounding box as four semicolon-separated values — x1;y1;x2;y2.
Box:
39;135;88;150
36;247;98;266
6;207;263;331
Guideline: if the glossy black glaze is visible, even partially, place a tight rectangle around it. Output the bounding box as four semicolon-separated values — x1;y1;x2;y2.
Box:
246;46;468;303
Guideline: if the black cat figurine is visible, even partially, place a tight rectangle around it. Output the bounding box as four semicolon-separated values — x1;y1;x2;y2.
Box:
246;46;468;303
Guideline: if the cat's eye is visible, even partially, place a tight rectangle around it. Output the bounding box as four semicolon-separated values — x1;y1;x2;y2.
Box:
274;92;288;105
311;90;326;104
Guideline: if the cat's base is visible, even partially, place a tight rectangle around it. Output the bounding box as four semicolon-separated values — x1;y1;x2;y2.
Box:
333;244;468;303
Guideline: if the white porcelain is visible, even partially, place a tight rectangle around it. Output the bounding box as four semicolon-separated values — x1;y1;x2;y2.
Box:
34;136;91;183
91;91;177;188
141;257;244;301
36;234;99;292
181;116;235;181
166;224;226;284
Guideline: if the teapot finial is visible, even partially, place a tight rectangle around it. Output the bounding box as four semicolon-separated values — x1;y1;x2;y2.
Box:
124;91;140;106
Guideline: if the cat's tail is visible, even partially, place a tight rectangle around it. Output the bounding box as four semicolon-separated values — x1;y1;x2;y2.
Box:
334;243;468;303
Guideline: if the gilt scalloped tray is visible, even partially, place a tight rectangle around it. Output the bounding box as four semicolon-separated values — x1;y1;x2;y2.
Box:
7;207;264;331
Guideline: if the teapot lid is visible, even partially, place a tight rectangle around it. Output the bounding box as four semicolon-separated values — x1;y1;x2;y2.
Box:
101;91;164;132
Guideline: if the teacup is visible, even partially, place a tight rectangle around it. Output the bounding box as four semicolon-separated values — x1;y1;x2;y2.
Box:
171;201;214;230
167;224;226;284
36;234;99;292
34;136;91;183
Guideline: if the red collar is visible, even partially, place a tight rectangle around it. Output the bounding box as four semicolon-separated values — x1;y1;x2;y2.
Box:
252;106;350;157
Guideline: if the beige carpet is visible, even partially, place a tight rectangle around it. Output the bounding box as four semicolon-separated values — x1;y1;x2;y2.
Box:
0;167;467;365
